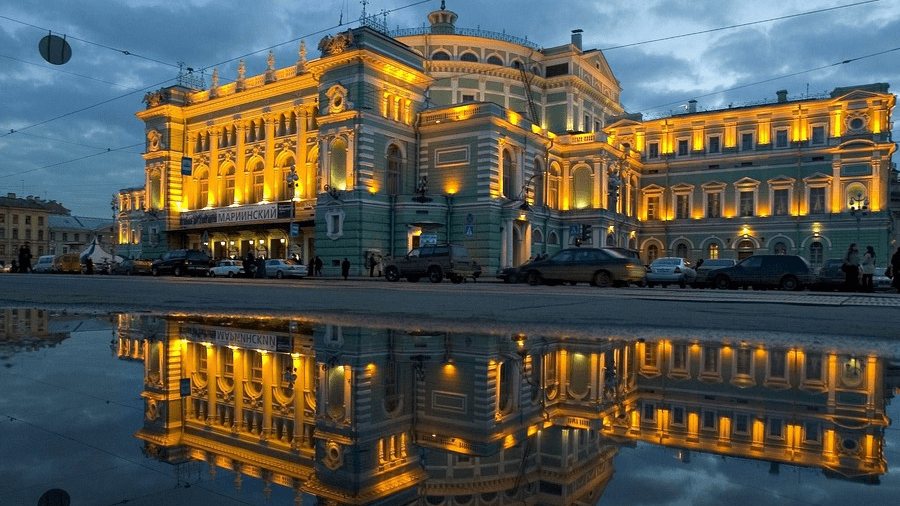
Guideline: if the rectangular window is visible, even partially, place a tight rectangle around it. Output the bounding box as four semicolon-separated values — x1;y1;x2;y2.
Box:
805;422;820;443
741;132;753;151
0;214;4;223
74;233;79;242
643;403;656;422
647;196;660;220
809;187;826;214
13;214;18;224
62;232;68;241
675;194;690;219
702;410;716;429
703;347;719;374
735;414;749;434
585;115;591;132
25;229;32;240
672;406;685;425
736;348;752;375
706;192;721;218
462;94;475;102
644;345;657;368
672;343;688;371
12;228;18;240
25;215;31;225
775;129;788;148
805;352;823;381
708;136;720;153
648;142;659;159
769;351;786;378
811;125;825;144
739;191;755;217
772;189;789;216
769;418;783;439
677;139;689;156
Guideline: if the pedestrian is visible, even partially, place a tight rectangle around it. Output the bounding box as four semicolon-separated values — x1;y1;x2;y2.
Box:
308;256;315;277
84;257;94;275
314;256;323;276
841;243;861;292
368;254;376;277
341;257;350;280
890;246;900;293
256;255;266;278
860;245;876;293
243;252;255;278
18;242;32;273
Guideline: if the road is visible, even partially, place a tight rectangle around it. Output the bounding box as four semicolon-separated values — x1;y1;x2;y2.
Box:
0;273;898;340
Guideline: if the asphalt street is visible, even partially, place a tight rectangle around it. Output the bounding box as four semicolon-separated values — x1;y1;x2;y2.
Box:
1;273;898;341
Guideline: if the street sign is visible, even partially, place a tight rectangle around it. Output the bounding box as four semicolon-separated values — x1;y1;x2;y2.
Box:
420;234;437;246
464;224;474;237
290;222;300;237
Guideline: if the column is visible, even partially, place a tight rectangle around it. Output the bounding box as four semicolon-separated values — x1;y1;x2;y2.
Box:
296;106;309;199
235;121;247;205
264;113;276;201
594;159;604;209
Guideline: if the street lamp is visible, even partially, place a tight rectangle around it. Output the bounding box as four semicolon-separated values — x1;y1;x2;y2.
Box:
517;173;540;211
848;192;868;242
285;165;299;201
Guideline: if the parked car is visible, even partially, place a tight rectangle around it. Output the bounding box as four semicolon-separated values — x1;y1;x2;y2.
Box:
710;254;815;291
813;258;845;291
513;247;646;287
32;255;55;274
264;258;308;279
646;257;697;288
384;244;479;283
209;259;245;278
112;258;153;275
873;267;892;291
151;249;212;276
52;253;82;274
691;258;737;288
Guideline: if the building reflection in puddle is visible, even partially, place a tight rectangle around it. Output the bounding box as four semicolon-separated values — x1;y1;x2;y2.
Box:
2;308;895;505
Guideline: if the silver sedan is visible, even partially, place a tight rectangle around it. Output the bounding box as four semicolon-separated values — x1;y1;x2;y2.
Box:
646;257;697;288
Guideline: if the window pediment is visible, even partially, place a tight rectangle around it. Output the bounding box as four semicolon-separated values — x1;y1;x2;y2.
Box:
701;181;727;191
803;172;832;184
734;177;760;189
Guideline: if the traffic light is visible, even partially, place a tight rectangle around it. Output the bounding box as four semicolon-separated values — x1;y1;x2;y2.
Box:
581;224;592;243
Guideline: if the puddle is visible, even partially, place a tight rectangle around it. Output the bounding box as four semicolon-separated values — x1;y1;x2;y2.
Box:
1;308;897;505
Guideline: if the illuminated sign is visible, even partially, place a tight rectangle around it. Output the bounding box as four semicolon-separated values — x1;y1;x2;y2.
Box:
180;325;292;352
180;202;293;227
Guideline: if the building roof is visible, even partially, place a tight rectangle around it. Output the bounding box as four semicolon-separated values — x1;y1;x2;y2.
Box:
48;214;114;232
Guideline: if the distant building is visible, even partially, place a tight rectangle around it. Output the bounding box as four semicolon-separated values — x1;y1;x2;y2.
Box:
48;214;115;257
125;6;896;275
0;193;52;268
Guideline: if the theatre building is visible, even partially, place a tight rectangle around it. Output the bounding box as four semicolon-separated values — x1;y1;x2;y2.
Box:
125;5;896;275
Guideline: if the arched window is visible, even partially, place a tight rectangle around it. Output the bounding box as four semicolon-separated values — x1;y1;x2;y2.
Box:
532;158;544;207
196;169;209;209
606;233;615;246
547;164;560;209
460;52;478;62
330;138;348;190
533;229;544;244
571;167;592;209
809;241;823;266
648;244;660;262
548;231;560;245
487;55;503;65
387;144;402;196
497;359;515;414
707;243;720;259
502;149;515;199
511;59;524;69
431;51;451;60
675;243;688;259
773;241;787;255
222;166;236;206
250;161;265;203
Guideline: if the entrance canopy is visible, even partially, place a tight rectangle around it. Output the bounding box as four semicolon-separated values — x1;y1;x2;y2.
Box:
80;237;123;265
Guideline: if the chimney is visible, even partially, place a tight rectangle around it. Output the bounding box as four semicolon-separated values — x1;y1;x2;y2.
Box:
688;100;697;113
571;29;583;50
776;90;788;103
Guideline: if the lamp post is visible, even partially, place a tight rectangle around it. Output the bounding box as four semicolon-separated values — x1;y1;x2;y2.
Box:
849;194;868;243
285;165;299;259
517;173;540;211
607;147;628;247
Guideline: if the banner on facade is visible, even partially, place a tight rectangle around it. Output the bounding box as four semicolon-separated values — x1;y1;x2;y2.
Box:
181;156;193;176
180;325;292;353
180;202;294;227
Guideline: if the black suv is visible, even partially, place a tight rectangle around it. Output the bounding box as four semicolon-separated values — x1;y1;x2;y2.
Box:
383;244;479;283
151;249;212;277
709;254;816;291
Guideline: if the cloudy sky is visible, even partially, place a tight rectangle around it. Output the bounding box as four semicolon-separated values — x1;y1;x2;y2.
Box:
1;0;898;218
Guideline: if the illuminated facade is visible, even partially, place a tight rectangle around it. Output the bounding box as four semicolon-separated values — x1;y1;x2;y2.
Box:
115;314;894;504
606;85;897;263
126;6;895;273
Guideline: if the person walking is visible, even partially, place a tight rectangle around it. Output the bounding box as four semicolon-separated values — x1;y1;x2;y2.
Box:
890;246;900;293
842;243;861;292
18;242;32;273
860;246;876;293
314;256;323;276
341;257;350;280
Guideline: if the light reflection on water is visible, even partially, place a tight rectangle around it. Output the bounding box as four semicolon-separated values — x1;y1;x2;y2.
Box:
0;308;897;506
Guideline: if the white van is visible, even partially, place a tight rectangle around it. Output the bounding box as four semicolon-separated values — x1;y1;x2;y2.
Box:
33;254;55;274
